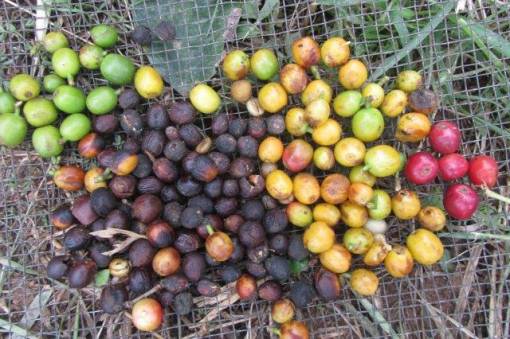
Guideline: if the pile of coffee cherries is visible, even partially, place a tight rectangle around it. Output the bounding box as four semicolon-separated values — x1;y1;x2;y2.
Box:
0;23;503;338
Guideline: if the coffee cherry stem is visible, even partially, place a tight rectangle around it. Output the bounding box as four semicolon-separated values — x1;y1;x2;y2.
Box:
377;75;389;86
270;328;281;336
94;168;112;183
310;65;321;80
67;75;75;86
206;224;215;235
483;186;510;204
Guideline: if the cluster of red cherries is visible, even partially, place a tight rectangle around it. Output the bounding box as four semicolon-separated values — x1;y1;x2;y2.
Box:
404;120;500;220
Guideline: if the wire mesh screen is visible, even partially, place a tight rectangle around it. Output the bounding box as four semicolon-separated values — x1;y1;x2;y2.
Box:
1;0;510;338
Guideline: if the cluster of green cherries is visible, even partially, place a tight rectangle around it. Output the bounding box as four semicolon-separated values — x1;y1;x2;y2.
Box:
0;24;162;157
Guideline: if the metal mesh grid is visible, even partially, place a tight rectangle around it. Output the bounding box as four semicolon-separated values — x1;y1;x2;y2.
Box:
1;0;510;338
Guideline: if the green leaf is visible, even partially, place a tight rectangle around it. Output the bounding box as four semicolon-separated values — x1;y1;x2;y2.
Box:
132;1;243;96
369;0;457;81
242;1;260;19
257;0;278;22
94;269;110;287
237;23;260;40
290;259;309;275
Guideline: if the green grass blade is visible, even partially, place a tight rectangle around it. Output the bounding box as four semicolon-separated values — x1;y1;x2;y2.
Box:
449;16;510;58
0;318;38;339
369;0;456;81
439;232;510;241
359;298;400;339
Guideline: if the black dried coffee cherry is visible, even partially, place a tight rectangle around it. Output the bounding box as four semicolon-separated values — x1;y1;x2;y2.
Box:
245;260;266;278
118;89;140;109
131;25;152;46
214;133;236;154
239;175;265;199
265;114;285;135
122;137;140;154
161;273;189;294
220;265;241;283
109;175;136;199
47;255;69;280
229;157;256;178
211;113;229;135
142;130;165;157
264;255;290;282
204;178;222;199
104;209;130;230
181;151;199;173
247;117;266;139
190;155;218;182
137;176;164;195
288;234;309;261
163;202;183;227
173;292;192;315
64;226;91;251
129;267;154;295
208;152;230;174
224;214;243;233
188;195;214;214
174;232;201;254
129;239;156;267
163;139;188;162
247;242;269;263
67;259;96;288
176;176;202;197
160;185;180;203
289;281;316;308
214;197;238;217
97;147;116;168
239;221;265;248
228;237;245;263
237;136;258;158
147;104;169;129
180;206;203;229
93;114;118;134
120;109;143;136
153;158;179;183
241;200;265;221
101;284;128;314
263;208;288;234
88;241;112;268
132;153;153;179
222;179;239;197
269;234;289;255
258;280;282;301
90;188;119;217
179;124;202;147
182;252;205;282
168;101;196;125
228;117;247;137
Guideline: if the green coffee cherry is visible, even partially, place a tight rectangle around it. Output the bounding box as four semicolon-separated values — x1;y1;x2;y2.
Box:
86;86;118;115
0;92;16;114
100;54;135;85
23;97;58;127
9;74;41;101
52;48;80;79
53;85;86;114
90;25;118;48
32;125;63;158
60;113;91;142
79;45;104;70
0;113;27;147
43;32;69;53
43;74;66;93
